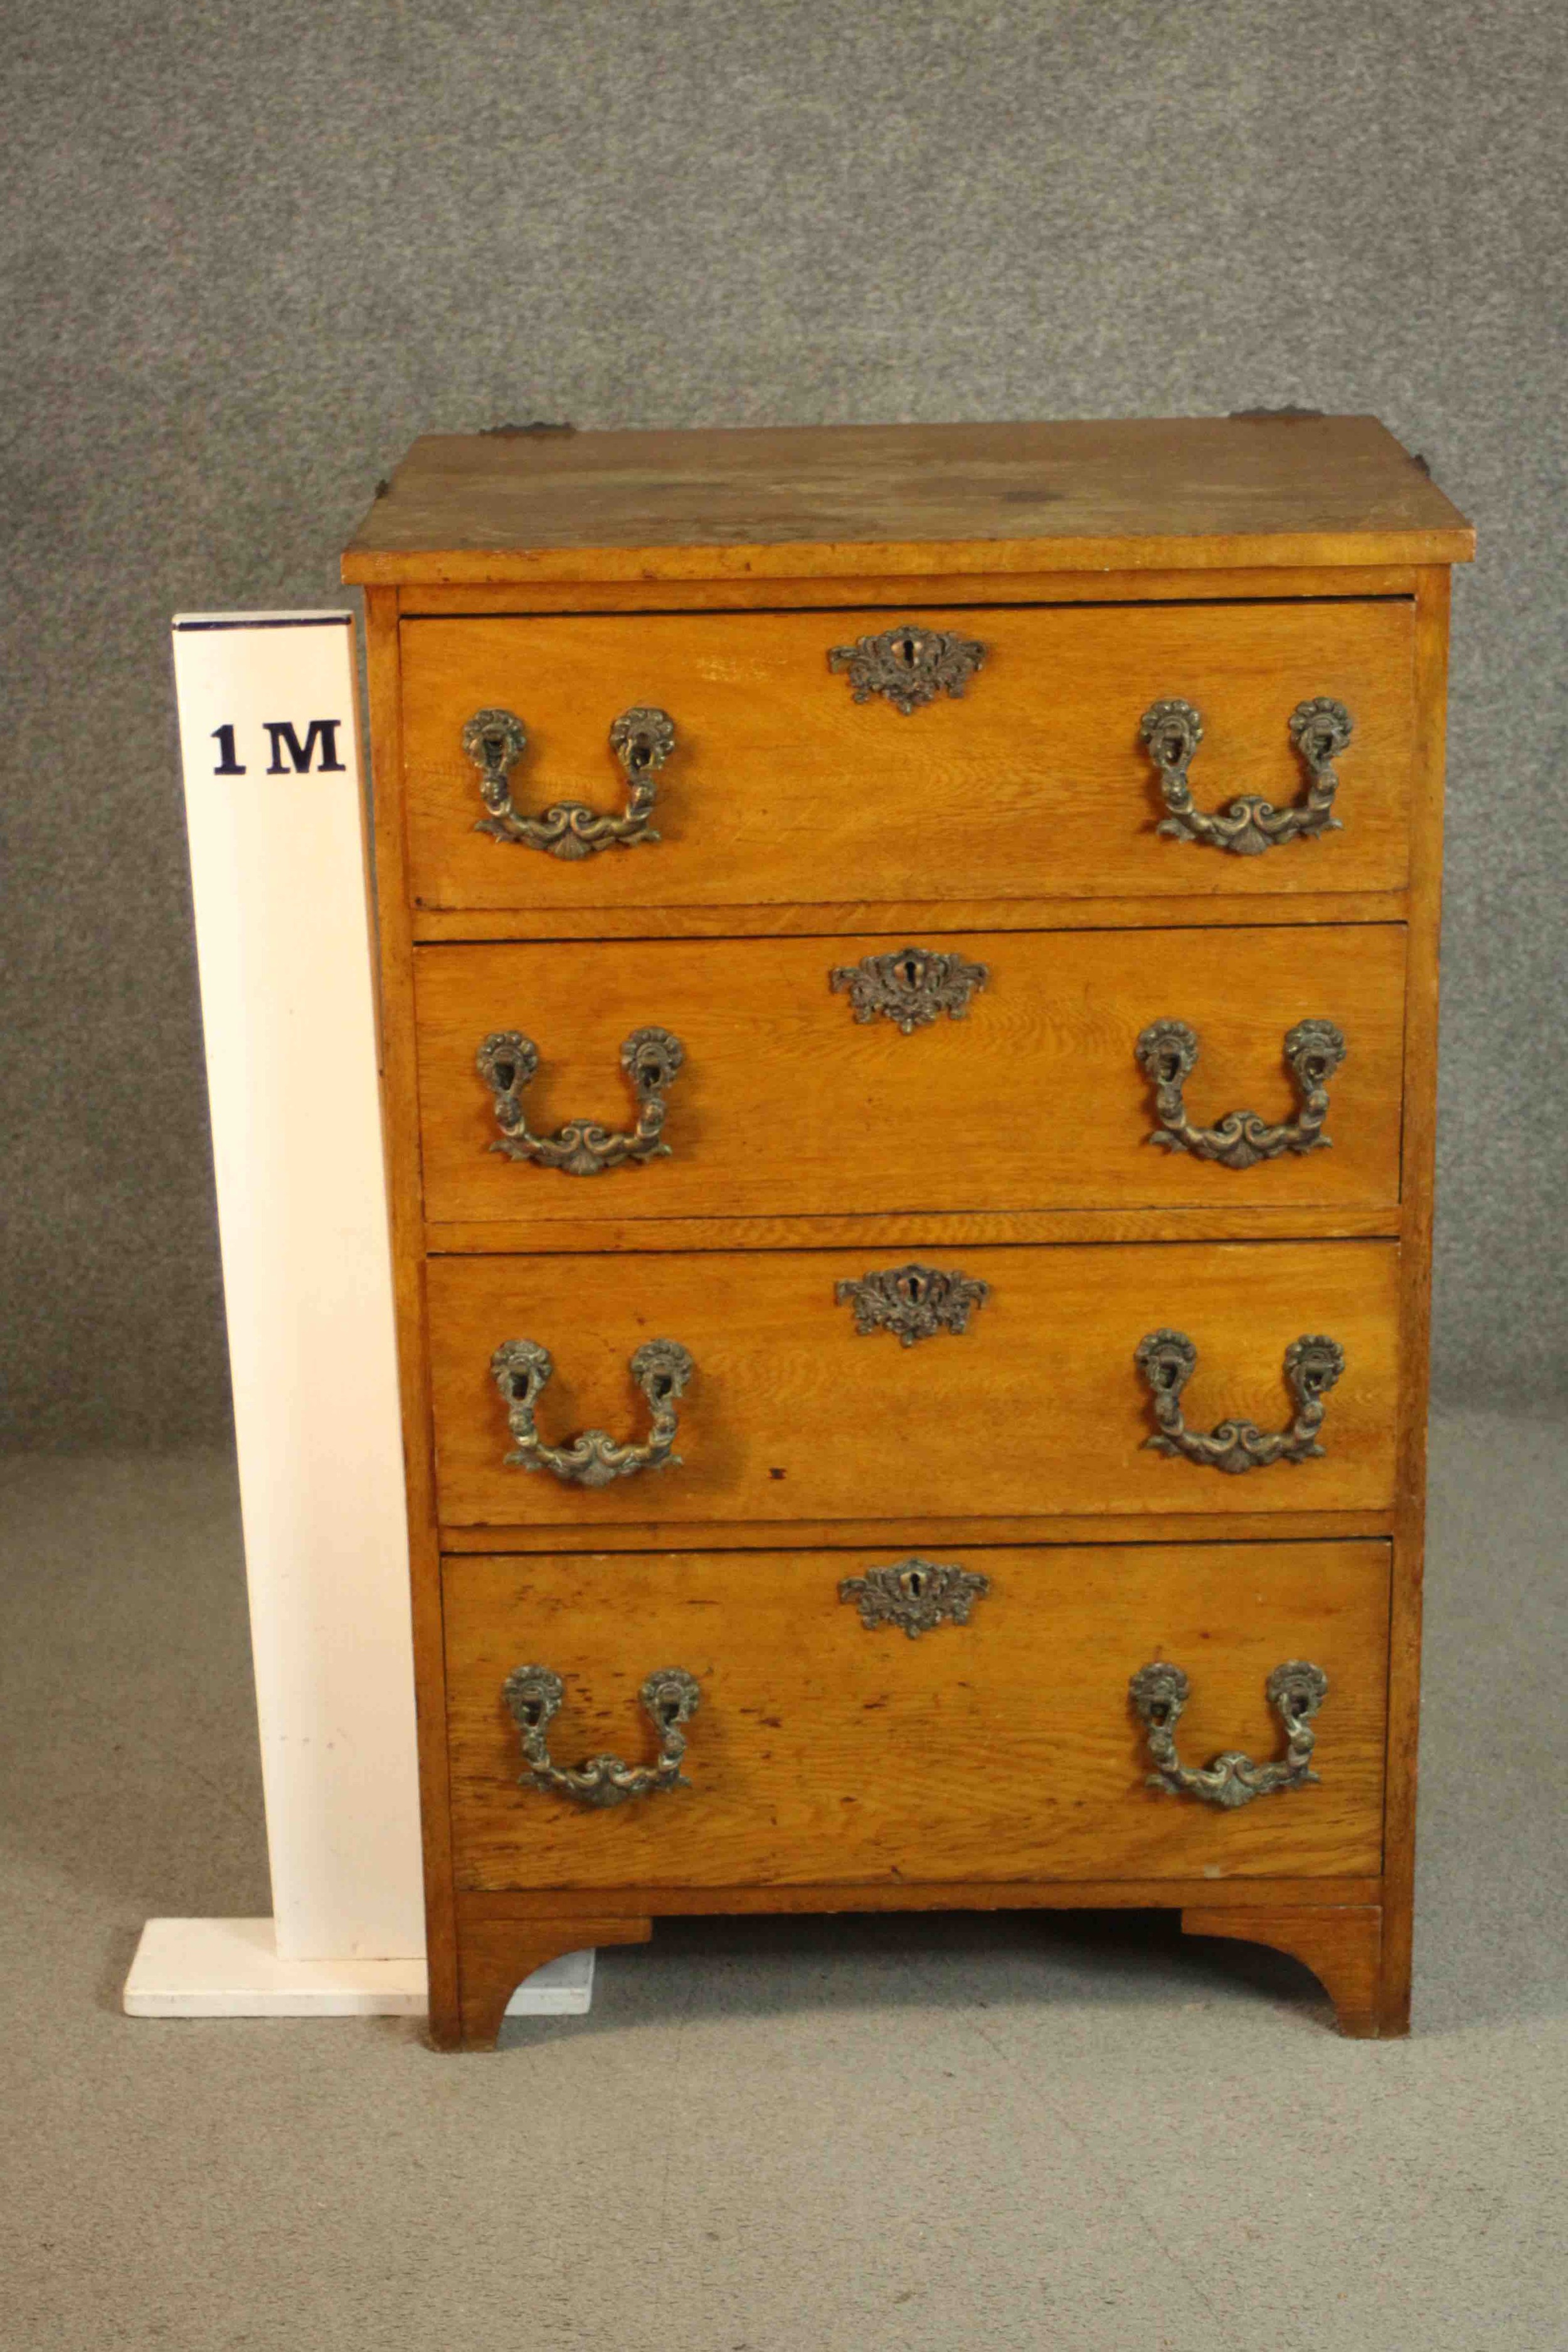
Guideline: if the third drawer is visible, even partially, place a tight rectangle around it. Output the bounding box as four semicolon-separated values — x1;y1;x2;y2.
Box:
428;1238;1401;1527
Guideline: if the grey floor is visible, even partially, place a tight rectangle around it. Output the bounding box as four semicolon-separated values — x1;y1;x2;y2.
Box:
1;1407;1564;2351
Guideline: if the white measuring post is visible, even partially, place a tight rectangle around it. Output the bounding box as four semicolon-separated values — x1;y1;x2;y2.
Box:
124;611;593;2020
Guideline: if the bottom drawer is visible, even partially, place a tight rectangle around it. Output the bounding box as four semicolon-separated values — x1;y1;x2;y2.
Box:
446;1540;1389;1891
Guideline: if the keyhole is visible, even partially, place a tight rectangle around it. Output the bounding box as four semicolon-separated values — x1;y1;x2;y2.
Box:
899;955;919;987
905;1569;926;1597
898;635;917;665
494;1061;516;1092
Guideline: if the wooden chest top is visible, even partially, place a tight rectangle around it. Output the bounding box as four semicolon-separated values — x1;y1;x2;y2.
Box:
341;415;1473;587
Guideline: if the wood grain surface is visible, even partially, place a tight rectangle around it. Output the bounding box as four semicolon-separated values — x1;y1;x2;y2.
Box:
426;1238;1402;1528
341;416;1473;585
443;1539;1391;1890
1380;566;1454;2035
455;1877;1382;1919
395;562;1428;618
435;1507;1396;1553
398;599;1416;910
361;589;466;2030
414;923;1406;1227
428;1209;1402;1257
410;888;1412;945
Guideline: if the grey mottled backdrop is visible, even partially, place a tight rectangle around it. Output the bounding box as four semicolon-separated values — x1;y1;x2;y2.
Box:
4;0;1564;1446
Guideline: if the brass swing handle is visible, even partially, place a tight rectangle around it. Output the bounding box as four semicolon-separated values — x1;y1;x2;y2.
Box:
1141;696;1353;855
1130;1660;1328;1808
491;1338;693;1487
1136;1330;1345;1473
476;1027;684;1175
1135;1019;1347;1167
503;1665;701;1808
463;704;674;859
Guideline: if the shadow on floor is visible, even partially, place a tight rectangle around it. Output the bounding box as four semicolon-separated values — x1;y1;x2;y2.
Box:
495;1905;1332;2052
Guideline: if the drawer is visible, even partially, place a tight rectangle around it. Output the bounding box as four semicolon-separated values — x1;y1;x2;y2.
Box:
399;599;1416;912
427;1239;1401;1528
415;923;1406;1227
445;1539;1391;1889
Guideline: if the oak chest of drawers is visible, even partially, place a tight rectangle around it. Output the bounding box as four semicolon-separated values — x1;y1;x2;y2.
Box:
342;416;1473;2050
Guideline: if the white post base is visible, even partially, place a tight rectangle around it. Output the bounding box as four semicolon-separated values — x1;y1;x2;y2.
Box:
123;1920;595;2019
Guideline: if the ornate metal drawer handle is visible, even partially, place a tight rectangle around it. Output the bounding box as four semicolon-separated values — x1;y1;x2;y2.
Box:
463;704;673;858
1136;1330;1345;1474
475;1027;684;1175
1140;696;1353;855
839;1558;990;1636
827;622;987;714
1135;1018;1347;1167
835;1262;990;1345
503;1664;701;1807
490;1337;693;1486
1130;1660;1329;1808
830;946;990;1032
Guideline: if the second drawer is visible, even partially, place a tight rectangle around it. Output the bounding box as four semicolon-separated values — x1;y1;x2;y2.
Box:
416;924;1406;1226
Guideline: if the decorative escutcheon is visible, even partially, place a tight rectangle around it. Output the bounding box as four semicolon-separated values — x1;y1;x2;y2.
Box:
827;622;988;714
491;1337;694;1486
1130;1659;1330;1808
1136;1329;1345;1474
475;1027;685;1175
1135;1017;1347;1167
503;1663;701;1807
835;1262;990;1345
829;946;990;1033
1140;695;1353;855
839;1558;991;1637
463;704;674;858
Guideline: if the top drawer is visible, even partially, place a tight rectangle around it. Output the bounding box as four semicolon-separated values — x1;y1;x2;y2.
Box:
398;599;1416;914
